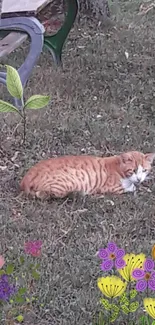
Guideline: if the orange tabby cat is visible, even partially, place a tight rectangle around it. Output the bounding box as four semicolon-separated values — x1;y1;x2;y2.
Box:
20;151;155;199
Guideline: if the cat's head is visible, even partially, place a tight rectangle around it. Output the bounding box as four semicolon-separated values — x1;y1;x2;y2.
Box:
120;151;155;184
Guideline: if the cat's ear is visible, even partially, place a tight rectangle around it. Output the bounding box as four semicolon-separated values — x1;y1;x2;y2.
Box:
145;153;155;164
120;152;133;164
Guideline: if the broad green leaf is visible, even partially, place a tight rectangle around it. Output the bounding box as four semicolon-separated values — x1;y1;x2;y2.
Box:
100;298;111;310
18;287;27;295
19;256;25;264
15;295;25;304
0;100;19;113
16;314;24;323
6;264;14;275
121;304;130;315
152;321;155;325
130;289;137;299
6;65;23;99
129;301;139;313
25;95;50;109
31;270;40;280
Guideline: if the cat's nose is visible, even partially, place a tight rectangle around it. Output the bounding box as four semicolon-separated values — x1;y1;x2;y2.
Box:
138;176;143;183
136;177;141;183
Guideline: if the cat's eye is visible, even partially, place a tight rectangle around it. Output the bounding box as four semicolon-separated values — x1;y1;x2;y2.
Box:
143;169;147;172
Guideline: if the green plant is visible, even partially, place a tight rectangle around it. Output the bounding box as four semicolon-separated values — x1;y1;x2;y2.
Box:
93;314;153;325
95;242;155;324
93;311;106;325
0;65;50;144
0;240;43;323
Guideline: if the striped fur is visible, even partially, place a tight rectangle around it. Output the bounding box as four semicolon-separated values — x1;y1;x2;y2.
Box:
20;151;155;199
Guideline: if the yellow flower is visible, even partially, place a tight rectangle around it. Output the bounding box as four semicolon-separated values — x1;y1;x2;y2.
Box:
144;298;155;319
152;245;155;260
118;253;146;281
97;276;127;298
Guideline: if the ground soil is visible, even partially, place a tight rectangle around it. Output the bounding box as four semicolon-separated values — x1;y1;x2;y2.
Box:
0;0;155;324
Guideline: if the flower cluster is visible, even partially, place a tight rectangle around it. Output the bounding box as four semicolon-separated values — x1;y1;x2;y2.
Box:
0;275;17;301
24;240;42;257
97;242;155;322
132;258;155;291
0;240;43;322
98;242;126;271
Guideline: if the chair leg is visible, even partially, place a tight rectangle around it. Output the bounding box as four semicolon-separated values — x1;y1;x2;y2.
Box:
0;17;45;108
0;76;6;85
44;0;78;65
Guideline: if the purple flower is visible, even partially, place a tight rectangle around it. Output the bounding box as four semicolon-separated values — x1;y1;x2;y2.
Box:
0;274;17;301
98;242;126;271
132;258;155;292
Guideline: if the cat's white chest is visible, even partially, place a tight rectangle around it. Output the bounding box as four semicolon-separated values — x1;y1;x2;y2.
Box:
121;178;136;193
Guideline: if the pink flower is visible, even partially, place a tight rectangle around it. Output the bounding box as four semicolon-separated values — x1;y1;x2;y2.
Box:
0;256;5;268
24;241;42;257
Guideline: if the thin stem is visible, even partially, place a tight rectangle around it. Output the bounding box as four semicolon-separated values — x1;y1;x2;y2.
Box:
17;110;23;118
21;97;26;145
127;281;131;323
23;108;26;145
108;297;112;325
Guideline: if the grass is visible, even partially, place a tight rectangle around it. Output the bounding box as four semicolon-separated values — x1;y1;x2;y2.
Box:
1;0;155;323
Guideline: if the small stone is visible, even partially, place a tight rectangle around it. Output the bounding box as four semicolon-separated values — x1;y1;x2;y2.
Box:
81;148;86;153
125;51;129;59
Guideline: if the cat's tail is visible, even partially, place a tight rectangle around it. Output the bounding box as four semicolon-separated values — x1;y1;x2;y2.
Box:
20;173;33;196
20;170;44;198
20;173;48;199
